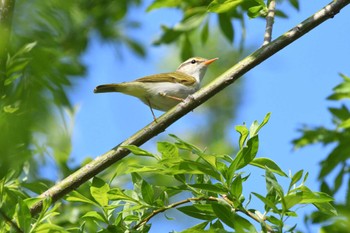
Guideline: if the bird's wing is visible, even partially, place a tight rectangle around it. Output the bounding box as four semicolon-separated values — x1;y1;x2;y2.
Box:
135;71;196;86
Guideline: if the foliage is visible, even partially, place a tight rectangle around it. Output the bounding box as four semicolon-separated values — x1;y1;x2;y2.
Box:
2;0;348;232
0;0;144;177
147;0;300;60
293;74;350;232
0;114;336;232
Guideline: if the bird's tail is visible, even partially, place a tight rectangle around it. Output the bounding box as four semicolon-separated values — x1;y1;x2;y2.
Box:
94;84;124;93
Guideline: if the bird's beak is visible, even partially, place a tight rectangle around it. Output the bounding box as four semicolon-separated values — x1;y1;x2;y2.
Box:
203;57;219;66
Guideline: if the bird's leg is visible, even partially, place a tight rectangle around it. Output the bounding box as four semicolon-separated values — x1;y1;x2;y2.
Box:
146;98;157;122
159;92;184;102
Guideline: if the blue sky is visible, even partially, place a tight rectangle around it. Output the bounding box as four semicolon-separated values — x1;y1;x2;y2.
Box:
68;0;350;232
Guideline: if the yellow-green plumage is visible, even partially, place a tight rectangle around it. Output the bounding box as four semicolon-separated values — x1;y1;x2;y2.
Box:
94;57;218;117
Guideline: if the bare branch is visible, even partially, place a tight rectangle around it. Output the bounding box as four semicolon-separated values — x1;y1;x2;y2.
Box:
263;0;276;46
29;0;350;216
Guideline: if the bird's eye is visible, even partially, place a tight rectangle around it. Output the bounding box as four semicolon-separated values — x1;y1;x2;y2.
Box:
191;59;196;64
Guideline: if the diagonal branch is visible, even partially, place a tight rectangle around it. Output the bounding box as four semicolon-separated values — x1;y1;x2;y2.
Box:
263;0;276;46
29;0;350;216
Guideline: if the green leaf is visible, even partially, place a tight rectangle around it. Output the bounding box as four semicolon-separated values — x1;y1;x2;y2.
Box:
297;186;334;204
16;199;31;233
284;191;303;209
146;0;182;12
153;26;181;45
174;12;206;32
265;169;284;198
3;104;20;113
212;203;257;232
250;157;287;177
108;188;139;203
288;0;300;10
327;73;350;100
82;211;108;223
181;222;209;232
157;141;178;158
249;113;271;137
141;180;154;205
208;0;244;13
201;19;209;44
169;134;202;154
5;73;23;86
124;38;145;57
178;205;216;220
251;192;279;213
289;170;303;190
235;124;249;149
66;190;98;206
339;118;350;129
229;134;259;178
248;5;264;18
189;183;227;193
90;177;110;207
218;13;234;43
181;35;193;61
231;175;243;199
122;145;155;157
313;202;337;216
328;105;350;121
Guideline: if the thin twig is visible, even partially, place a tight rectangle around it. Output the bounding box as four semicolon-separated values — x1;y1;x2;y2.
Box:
29;0;350;216
221;194;274;232
263;0;276;46
0;208;23;233
134;196;218;230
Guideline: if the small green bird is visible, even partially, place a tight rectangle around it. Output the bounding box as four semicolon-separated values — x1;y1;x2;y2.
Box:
94;57;218;120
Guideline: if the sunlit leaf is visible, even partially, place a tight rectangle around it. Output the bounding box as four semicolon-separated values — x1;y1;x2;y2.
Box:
91;177;110;207
250;157;287;177
208;0;244;13
82;211;108;223
158;141;178;158
235;124;249;149
146;0;183;12
252;192;279;213
122;145;155;157
66;190;98;206
16;199;31;233
178;205;216;220
141;180;154;205
212;203;257;232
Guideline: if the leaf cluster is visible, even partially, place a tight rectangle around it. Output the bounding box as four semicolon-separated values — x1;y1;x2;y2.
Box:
147;0;300;60
0;113;330;233
293;73;350;232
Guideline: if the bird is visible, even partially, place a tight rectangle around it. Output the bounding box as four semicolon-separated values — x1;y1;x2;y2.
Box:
94;57;218;120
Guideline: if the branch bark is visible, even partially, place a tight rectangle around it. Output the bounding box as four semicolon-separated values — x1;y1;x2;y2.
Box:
29;0;350;216
263;0;276;46
0;0;15;93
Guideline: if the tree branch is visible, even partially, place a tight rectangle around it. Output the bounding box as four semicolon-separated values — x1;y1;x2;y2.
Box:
0;0;15;93
263;0;276;46
134;196;274;232
29;0;350;216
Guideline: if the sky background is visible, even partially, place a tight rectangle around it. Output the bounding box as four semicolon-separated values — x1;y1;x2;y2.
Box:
66;1;350;232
